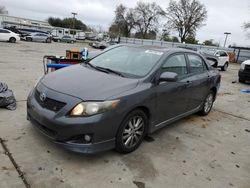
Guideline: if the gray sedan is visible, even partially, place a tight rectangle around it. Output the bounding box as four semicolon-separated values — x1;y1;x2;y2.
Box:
27;45;221;154
59;35;76;43
26;33;51;43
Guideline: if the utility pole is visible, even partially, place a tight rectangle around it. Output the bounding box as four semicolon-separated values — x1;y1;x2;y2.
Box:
223;32;231;47
71;12;77;38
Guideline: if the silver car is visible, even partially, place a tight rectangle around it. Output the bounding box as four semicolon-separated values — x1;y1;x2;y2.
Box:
25;33;51;43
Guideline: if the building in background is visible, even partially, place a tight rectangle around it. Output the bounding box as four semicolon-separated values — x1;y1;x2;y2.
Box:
0;14;52;32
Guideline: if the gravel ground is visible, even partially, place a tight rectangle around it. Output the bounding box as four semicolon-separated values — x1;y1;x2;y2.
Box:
0;41;250;188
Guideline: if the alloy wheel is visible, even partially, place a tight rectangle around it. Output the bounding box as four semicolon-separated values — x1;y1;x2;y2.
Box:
204;93;214;113
122;116;145;149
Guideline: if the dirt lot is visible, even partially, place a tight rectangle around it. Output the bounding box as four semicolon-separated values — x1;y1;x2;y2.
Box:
0;41;250;188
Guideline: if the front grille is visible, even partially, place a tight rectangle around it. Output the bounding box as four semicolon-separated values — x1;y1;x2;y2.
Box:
35;89;66;112
245;65;250;72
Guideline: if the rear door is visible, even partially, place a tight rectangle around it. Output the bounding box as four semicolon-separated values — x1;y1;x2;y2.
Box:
155;53;192;125
32;34;40;42
186;53;210;111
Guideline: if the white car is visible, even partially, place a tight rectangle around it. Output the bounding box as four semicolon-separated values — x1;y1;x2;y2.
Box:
0;28;20;43
200;49;229;71
238;60;250;83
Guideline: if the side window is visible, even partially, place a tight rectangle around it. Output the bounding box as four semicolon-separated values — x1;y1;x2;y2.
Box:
0;29;10;33
220;51;227;57
187;54;205;74
162;54;188;77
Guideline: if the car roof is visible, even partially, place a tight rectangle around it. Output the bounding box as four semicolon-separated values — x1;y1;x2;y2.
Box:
116;44;198;54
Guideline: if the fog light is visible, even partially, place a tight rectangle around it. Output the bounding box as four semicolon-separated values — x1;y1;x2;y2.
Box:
84;134;91;142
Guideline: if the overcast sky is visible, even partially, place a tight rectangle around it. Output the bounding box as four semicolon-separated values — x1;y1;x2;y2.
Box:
1;0;250;46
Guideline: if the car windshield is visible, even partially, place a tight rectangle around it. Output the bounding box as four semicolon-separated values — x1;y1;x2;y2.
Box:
89;46;163;78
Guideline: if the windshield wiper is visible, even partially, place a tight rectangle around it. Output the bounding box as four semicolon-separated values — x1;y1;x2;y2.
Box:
95;66;124;77
82;61;96;69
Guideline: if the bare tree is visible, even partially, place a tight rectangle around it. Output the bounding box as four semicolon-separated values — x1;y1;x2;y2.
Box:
0;6;8;14
109;4;135;37
165;0;207;42
244;22;250;37
134;2;165;39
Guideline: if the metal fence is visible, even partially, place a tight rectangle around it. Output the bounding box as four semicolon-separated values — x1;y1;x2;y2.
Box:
120;37;250;63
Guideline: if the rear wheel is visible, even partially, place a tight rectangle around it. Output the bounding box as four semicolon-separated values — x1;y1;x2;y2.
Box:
46;38;51;43
199;91;215;116
221;62;228;71
116;110;148;154
26;37;32;42
9;37;16;43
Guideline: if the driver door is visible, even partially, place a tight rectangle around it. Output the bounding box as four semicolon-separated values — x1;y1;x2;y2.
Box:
154;53;192;125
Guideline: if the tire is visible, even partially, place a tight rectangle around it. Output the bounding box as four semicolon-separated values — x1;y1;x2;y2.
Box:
71;40;74;43
239;78;245;83
116;109;148;154
26;37;32;42
199;91;215;116
57;39;61;42
221;62;228;71
9;37;16;43
46;38;51;43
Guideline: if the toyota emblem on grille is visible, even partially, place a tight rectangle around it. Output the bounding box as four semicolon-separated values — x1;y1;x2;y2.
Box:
40;93;46;102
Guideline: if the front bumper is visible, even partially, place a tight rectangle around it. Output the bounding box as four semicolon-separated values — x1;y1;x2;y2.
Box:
27;83;122;154
238;69;250;81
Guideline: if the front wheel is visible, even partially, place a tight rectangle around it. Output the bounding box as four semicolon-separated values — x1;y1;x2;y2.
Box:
199;91;215;116
9;37;16;43
221;62;228;71
116;110;148;154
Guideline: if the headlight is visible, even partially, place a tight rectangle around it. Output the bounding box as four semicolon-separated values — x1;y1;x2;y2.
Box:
240;63;245;70
70;100;120;116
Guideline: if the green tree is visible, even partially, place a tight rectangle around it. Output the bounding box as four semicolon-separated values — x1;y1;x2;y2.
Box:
47;17;87;30
203;39;218;46
185;36;198;44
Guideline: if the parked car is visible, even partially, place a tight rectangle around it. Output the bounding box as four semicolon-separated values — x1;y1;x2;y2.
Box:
238;60;250;83
27;45;221;154
51;35;61;42
59;35;76;43
90;40;119;49
0;28;20;43
25;33;51;43
199;49;229;71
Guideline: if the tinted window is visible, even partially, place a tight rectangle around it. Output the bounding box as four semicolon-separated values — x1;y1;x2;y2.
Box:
90;46;163;77
162;54;188;77
220;51;227;57
0;29;10;33
188;54;205;74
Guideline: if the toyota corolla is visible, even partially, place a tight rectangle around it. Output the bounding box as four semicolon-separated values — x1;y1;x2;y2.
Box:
27;45;221;154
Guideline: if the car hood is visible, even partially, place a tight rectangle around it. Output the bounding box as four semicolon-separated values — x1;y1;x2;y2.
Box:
41;64;139;100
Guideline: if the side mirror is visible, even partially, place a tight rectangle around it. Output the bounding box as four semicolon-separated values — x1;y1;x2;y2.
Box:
159;72;178;82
